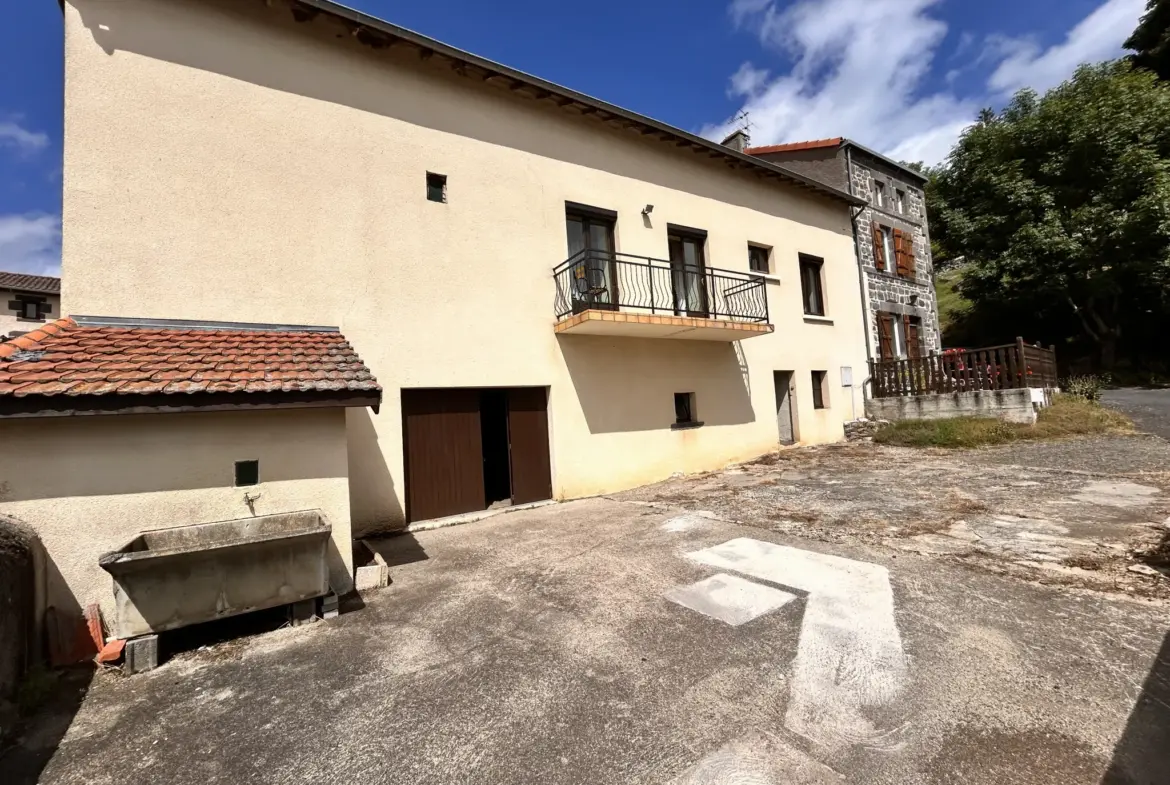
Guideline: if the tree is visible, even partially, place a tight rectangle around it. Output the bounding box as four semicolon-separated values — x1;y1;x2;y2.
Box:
1127;0;1170;80
929;61;1170;369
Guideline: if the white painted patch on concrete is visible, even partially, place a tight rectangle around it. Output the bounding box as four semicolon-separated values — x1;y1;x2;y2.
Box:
1073;481;1160;508
661;514;711;533
687;538;907;755
665;573;797;626
670;734;844;785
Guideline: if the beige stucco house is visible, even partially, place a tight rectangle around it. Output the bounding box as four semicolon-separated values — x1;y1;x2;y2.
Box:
1;272;61;341
52;0;870;544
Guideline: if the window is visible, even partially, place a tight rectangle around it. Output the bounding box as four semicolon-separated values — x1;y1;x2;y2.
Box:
877;313;922;359
798;254;825;316
234;459;259;487
874;181;886;208
21;301;39;320
426;172;447;203
895;189;906;213
673;392;701;429
565;205;618;312
811;371;828;410
881;226;895;272
748;244;770;274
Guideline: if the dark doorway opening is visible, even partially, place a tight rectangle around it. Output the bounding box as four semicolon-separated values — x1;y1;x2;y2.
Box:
480;389;512;507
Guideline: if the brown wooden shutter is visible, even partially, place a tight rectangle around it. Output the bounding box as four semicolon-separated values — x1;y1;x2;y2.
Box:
877;313;894;359
894;230;909;277
871;223;885;271
905;316;921;358
904;232;916;277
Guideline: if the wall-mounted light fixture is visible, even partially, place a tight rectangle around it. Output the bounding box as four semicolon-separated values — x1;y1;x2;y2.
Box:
641;204;654;217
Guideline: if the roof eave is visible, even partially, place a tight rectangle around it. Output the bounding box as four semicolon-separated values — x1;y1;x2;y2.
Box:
287;0;864;207
0;388;383;419
840;139;929;183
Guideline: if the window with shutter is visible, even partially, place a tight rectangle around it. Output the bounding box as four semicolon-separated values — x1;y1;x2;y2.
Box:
905;317;921;358
904;233;916;277
871;223;885;271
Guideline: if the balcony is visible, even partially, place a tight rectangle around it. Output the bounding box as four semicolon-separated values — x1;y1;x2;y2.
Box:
553;251;773;341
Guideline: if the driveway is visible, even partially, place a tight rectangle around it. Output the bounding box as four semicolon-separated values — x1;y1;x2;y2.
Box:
1104;388;1170;440
6;452;1170;784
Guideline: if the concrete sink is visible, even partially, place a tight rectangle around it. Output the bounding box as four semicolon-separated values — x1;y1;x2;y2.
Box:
99;510;331;640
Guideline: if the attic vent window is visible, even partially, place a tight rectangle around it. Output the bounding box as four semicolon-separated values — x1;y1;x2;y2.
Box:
234;460;259;487
426;172;447;203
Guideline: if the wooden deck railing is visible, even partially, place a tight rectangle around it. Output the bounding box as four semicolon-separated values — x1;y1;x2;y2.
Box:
870;338;1057;399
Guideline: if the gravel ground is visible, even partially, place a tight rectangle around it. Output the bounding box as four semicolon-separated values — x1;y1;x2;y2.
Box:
614;436;1170;598
969;433;1170;476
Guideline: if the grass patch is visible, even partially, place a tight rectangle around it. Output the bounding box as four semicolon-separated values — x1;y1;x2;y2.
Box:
874;395;1132;448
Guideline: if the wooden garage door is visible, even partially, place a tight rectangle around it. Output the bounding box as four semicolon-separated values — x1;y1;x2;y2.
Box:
507;387;553;505
403;389;485;523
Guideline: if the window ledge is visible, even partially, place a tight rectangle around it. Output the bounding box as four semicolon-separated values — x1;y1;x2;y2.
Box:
803;315;834;325
16;317;46;323
752;273;782;284
671;421;705;431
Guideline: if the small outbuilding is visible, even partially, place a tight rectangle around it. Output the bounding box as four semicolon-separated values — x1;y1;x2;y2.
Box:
0;316;381;659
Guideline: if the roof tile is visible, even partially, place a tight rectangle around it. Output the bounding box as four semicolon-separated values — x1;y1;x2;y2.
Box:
1;319;380;406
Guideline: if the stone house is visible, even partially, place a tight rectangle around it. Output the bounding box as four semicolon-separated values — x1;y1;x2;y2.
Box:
746;139;941;361
1;272;61;341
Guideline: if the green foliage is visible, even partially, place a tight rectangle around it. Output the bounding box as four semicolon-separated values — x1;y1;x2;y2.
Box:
873;395;1131;448
1062;374;1110;401
927;61;1170;369
934;265;971;341
1127;0;1170;80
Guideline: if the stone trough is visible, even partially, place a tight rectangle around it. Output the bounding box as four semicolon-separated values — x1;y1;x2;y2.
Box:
99;510;332;641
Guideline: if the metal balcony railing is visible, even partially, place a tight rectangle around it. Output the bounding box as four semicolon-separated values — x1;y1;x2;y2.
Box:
553;250;769;324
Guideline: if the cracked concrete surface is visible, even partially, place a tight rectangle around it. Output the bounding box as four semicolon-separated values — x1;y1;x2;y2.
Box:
5;435;1170;784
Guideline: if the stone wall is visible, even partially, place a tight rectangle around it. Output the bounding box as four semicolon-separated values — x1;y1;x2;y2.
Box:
866;388;1039;425
0;515;38;736
848;151;941;357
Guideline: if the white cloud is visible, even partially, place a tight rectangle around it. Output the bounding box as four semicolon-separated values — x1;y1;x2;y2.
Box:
0;214;61;277
0;121;49;154
710;0;1145;166
986;0;1144;95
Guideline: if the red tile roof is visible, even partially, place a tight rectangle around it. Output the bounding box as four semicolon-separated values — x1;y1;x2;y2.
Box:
0;271;61;295
0;318;380;400
744;138;844;155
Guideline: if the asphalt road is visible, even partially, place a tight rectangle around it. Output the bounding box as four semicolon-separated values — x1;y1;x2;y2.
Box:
7;495;1168;785
1104;388;1170;440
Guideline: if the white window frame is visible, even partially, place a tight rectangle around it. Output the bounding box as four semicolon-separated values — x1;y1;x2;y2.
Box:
895;189;905;213
889;316;906;357
874;181;886;208
881;226;895;272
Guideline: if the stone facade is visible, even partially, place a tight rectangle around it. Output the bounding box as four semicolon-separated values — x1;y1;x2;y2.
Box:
848;152;940;358
747;142;941;360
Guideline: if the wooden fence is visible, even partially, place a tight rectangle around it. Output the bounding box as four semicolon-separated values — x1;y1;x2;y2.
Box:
870;338;1058;399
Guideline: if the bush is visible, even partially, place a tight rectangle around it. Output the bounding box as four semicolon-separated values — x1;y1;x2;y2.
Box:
1062;374;1110;401
873;394;1130;448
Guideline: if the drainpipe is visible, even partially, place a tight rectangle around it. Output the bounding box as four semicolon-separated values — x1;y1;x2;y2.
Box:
845;145;874;402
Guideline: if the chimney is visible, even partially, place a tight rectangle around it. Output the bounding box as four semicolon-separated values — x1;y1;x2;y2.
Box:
720;129;749;153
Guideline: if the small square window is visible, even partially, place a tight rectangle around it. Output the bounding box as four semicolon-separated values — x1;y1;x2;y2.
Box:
895;189;906;213
798;254;825;316
426;172;447;203
674;392;696;425
811;371;828;410
234;459;259;487
748;244;770;274
21;301;39;320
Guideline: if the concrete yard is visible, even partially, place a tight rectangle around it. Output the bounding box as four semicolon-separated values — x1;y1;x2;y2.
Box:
5;436;1170;784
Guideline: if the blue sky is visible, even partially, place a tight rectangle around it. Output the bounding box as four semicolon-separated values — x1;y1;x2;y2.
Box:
0;0;1145;276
